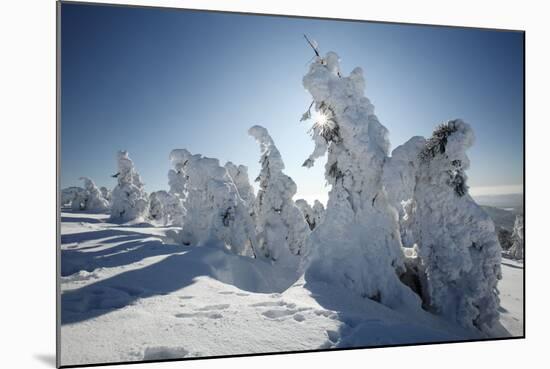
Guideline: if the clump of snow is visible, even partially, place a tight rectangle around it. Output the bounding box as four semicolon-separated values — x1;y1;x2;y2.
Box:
71;177;109;212
171;149;257;256
508;214;524;259
110;150;149;222
300;51;421;310
249;125;310;264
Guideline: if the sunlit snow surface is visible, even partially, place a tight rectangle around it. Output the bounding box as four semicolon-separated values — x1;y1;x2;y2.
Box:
60;210;522;366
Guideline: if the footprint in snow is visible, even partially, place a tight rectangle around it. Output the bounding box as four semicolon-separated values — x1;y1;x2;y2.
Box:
250;300;296;308
178;295;194;300
174;312;223;319
261;307;311;320
196;304;230;311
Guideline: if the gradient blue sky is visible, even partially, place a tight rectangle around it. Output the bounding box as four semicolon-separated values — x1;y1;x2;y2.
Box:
61;3;524;204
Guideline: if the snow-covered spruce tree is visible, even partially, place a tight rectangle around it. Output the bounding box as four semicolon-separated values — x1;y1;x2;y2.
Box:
110;150;149;222
171;149;257;256
296;199;316;230
412;120;502;330
300;50;421;309
148;190;184;225
508;214;524;259
225;161;256;216
61;186;84;207
71;177;109;212
249;125;310;264
148;151;189;226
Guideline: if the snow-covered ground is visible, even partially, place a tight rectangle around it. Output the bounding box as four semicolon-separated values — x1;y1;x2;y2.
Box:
60;210;523;367
498;257;524;336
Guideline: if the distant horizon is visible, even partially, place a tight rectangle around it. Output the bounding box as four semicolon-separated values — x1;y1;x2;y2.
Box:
60;4;524;207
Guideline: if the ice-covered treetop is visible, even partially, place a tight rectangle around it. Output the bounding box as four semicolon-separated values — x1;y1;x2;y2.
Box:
302;51;390;171
248;125;285;174
419;119;475;165
418;119;475;197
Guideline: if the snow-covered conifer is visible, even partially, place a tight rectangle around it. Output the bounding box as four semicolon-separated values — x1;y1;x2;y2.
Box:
412;120;502;330
249;125;310;264
300;50;421;309
110;151;149;222
148;190;184;225
71;177;109;212
61;186;84;207
508;214;524;260
172;149;257;256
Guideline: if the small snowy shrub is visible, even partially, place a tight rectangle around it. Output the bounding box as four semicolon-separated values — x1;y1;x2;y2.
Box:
249;125;310;264
110;150;149;222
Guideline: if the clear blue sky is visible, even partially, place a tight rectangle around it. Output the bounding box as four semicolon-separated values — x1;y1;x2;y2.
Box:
61;3;524;204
